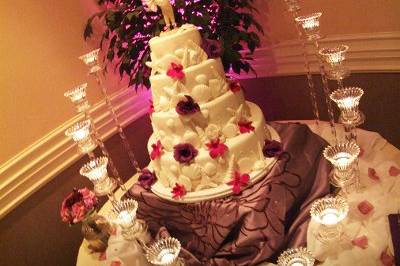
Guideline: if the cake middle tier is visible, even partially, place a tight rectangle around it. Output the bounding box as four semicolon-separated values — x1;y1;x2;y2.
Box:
147;102;271;192
150;58;228;112
151;89;251;150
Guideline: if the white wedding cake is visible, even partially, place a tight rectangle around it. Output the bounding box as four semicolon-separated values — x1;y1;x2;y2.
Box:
145;24;279;201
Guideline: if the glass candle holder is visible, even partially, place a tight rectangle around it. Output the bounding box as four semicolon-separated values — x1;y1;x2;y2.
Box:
109;199;148;241
277;247;315;266
64;83;90;113
319;45;350;80
295;12;322;41
146;237;183;266
65;120;97;153
310;197;349;243
79;49;102;74
323;142;360;188
330;87;365;126
80;157;117;196
283;0;300;12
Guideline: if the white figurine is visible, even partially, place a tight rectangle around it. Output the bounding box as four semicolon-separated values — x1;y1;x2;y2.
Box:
142;0;176;30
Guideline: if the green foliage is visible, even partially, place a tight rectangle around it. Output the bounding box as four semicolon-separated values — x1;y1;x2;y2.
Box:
84;0;264;89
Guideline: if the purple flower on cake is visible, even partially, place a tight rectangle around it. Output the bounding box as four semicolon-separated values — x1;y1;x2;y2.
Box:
238;120;255;134
227;171;250;195
171;183;186;199
166;62;185;80
206;138;228;159
137;169;157;190
176;95;200;116
173;143;198;164
263;140;284;158
201;38;224;58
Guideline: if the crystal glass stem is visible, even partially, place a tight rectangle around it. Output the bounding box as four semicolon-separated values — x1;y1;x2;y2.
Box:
92;71;141;173
313;40;337;142
84;111;127;192
290;10;320;125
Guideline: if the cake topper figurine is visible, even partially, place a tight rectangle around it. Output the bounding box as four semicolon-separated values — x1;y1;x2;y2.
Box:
142;0;176;31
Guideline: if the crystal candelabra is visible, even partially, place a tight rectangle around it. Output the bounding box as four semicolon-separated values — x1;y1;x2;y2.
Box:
277;247;315;266
65;83;127;192
296;12;337;142
310;197;349;243
80;157;118;203
145;237;184;266
65;119;97;158
79;49;141;173
330;87;365;141
319;44;350;84
109;199;151;242
283;0;320;125
323;142;360;191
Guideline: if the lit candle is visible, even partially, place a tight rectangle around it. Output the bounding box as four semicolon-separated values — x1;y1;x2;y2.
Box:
159;249;175;264
321;208;339;225
118;210;133;226
333;152;351;167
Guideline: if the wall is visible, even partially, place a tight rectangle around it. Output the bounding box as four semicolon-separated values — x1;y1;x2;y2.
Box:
0;0;125;165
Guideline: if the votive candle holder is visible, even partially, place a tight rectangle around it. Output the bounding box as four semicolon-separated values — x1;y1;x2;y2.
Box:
319;45;350;80
79;49;102;74
65;120;97;154
323;142;360;188
295;12;322;41
277;247;315;266
80;157;117;196
146;237;184;266
310;197;349;243
64;83;90;113
330;87;365;126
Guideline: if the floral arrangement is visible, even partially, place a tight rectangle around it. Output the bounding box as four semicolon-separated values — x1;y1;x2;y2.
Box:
60;188;98;225
84;0;264;89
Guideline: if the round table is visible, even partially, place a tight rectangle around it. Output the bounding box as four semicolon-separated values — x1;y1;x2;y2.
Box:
76;120;400;266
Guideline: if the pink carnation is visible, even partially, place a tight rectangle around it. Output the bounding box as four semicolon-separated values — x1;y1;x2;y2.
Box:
171;183;186;199
166;62;185;80
150;140;163;160
206;138;228;159
227;171;250;195
351;235;368;249
238;120;255;134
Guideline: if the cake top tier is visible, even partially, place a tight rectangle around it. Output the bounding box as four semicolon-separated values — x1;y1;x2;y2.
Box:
149;24;202;62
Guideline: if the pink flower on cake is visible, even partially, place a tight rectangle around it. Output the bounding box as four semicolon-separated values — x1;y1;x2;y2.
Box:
148;99;154;115
263;140;283;158
167;62;185;80
150;140;163;160
389;166;400;177
238;120;255;134
357;200;374;215
206;138;228;159
110;261;122;266
171;183;186;199
380;248;395;266
176;95;200;116
227;171;250;195
351;235;368;249
368;168;380;181
173;143;198;164
229;81;241;93
137;168;157;190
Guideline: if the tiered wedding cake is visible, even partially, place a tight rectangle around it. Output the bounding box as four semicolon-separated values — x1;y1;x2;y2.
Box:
146;24;280;202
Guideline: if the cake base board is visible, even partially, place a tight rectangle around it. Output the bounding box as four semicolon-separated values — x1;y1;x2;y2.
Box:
151;124;280;203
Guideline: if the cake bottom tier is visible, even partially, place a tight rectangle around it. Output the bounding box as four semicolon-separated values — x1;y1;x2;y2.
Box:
148;102;271;195
126;122;331;265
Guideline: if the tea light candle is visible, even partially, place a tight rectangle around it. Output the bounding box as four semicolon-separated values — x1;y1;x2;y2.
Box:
295;12;322;40
277;247;315;266
117;210;133;226
65;120;97;153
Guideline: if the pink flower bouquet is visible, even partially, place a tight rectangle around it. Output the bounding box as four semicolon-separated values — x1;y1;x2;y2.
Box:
60;187;98;225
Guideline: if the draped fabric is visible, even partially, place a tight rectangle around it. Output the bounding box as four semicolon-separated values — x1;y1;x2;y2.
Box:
125;122;331;265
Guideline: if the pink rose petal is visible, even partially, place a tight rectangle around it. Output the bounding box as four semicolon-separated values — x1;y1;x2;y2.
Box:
99;252;107;261
368;168;380;181
351;235;368;249
110;261;121;266
389;166;400;177
380;249;394;266
358;200;374;215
